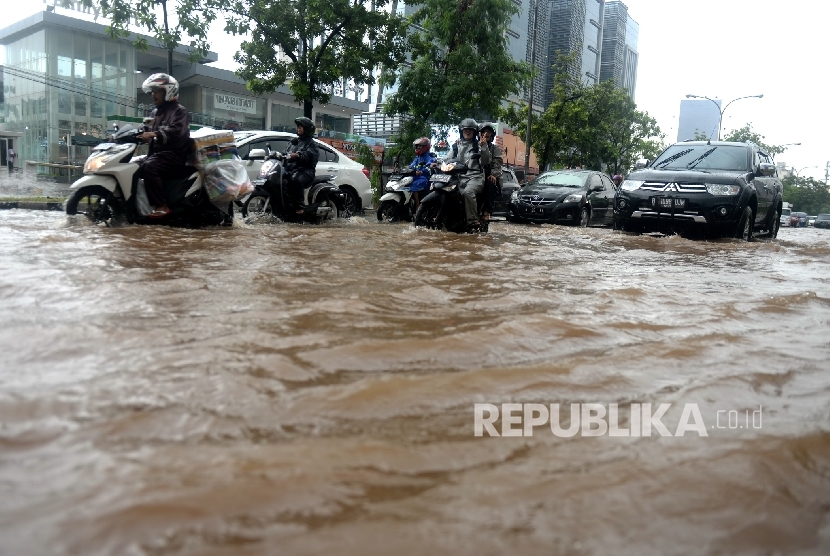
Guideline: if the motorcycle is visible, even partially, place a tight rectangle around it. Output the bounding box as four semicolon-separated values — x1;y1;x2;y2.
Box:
376;169;417;222
241;151;346;224
413;157;489;233
65;124;233;227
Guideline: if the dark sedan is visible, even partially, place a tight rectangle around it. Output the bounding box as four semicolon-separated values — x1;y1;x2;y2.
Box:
506;170;615;227
814;214;830;229
492;167;520;217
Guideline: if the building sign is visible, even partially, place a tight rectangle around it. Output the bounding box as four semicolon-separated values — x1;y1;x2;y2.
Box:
213;94;257;115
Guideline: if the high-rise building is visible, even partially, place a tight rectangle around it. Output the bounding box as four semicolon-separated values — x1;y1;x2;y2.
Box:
599;0;639;100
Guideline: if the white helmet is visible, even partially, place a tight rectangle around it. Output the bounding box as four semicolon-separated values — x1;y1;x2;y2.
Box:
142;73;179;102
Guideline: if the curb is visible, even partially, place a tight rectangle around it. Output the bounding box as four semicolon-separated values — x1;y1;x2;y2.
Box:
0;201;65;211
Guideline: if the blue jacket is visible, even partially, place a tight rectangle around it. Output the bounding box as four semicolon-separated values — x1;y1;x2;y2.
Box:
409;151;437;192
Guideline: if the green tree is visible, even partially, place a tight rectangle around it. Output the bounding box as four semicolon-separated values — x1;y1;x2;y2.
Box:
382;0;532;155
97;0;217;74
223;0;408;118
530;73;663;173
782;175;830;215
722;123;785;157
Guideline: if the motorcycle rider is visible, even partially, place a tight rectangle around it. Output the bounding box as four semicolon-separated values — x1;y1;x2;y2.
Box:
138;73;191;218
283;116;319;214
478;122;503;223
447;118;489;232
409;137;436;214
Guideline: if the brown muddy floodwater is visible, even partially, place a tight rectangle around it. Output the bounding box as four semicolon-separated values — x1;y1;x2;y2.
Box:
1;209;829;556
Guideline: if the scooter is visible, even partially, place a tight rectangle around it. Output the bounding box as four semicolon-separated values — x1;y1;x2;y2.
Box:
413;158;489;233
65;124;233;227
376;169;417;222
241;151;346;224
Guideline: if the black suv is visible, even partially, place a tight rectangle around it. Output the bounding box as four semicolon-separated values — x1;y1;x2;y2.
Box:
614;141;783;240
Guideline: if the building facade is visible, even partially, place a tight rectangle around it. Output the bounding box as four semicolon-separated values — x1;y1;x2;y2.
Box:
0;9;368;171
599;0;639;100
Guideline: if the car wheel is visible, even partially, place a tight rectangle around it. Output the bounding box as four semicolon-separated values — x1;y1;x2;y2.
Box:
766;210;780;239
340;187;361;217
377;200;399;222
736;205;754;241
578;206;590;227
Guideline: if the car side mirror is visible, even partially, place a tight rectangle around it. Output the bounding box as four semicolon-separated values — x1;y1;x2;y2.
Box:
590;184;604;192
248;148;267;160
635;159;648;169
758;162;776;177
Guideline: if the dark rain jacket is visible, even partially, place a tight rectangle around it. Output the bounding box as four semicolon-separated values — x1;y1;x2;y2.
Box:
146;100;191;162
283;135;319;187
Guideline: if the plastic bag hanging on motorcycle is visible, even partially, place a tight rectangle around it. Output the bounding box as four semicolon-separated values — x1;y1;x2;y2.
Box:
203;159;254;203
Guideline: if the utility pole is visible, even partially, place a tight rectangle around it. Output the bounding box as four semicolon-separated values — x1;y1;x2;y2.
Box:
524;0;539;178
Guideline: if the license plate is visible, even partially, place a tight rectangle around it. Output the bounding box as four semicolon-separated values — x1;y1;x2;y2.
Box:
651;197;686;210
431;174;451;183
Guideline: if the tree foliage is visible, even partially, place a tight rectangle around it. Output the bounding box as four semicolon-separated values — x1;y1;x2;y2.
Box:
529;63;663;173
223;0;408;118
782;175;830;215
97;0;217;73
722;123;785;157
382;0;532;155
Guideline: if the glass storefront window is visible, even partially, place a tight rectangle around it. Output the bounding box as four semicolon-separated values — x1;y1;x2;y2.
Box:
57;56;72;77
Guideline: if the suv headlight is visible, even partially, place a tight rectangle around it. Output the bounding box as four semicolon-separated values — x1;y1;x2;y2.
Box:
705;183;741;196
621;179;644;191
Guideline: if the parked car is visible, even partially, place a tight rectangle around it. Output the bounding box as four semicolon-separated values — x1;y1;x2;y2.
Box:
614;141;782;240
233;131;373;214
780;206;791;227
814;214;830;229
789;212;808;227
507;169;615;227
492;167;520;217
807;215;817;227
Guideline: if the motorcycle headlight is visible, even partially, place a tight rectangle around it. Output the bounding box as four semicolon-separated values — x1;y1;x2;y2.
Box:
621;179;644;191
705;183;741;196
510;190;519;201
564;193;582;203
441;162;456;172
83;144;132;174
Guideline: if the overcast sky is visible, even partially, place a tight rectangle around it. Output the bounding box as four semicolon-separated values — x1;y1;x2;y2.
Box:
5;0;828;181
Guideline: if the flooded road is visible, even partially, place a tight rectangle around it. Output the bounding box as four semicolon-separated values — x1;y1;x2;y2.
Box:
1;210;829;555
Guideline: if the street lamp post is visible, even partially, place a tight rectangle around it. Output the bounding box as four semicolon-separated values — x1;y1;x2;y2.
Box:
685;94;764;141
524;0;539;178
792;165;818;187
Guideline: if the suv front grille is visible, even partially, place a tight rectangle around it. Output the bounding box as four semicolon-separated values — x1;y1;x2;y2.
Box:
640;182;707;193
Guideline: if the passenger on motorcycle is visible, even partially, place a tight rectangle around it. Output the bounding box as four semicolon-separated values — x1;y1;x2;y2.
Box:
138;73;191;218
447;118;490;232
283;117;320;214
409;137;436;213
478;122;503;223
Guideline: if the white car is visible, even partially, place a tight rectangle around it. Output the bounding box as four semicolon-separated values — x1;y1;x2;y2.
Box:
780;207;791;227
233;131;373;214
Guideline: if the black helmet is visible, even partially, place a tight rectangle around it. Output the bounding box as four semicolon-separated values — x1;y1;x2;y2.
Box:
294;116;316;135
459;118;478;135
479;122;497;137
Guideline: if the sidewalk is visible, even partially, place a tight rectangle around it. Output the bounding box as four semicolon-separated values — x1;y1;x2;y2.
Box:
0;166;72;211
